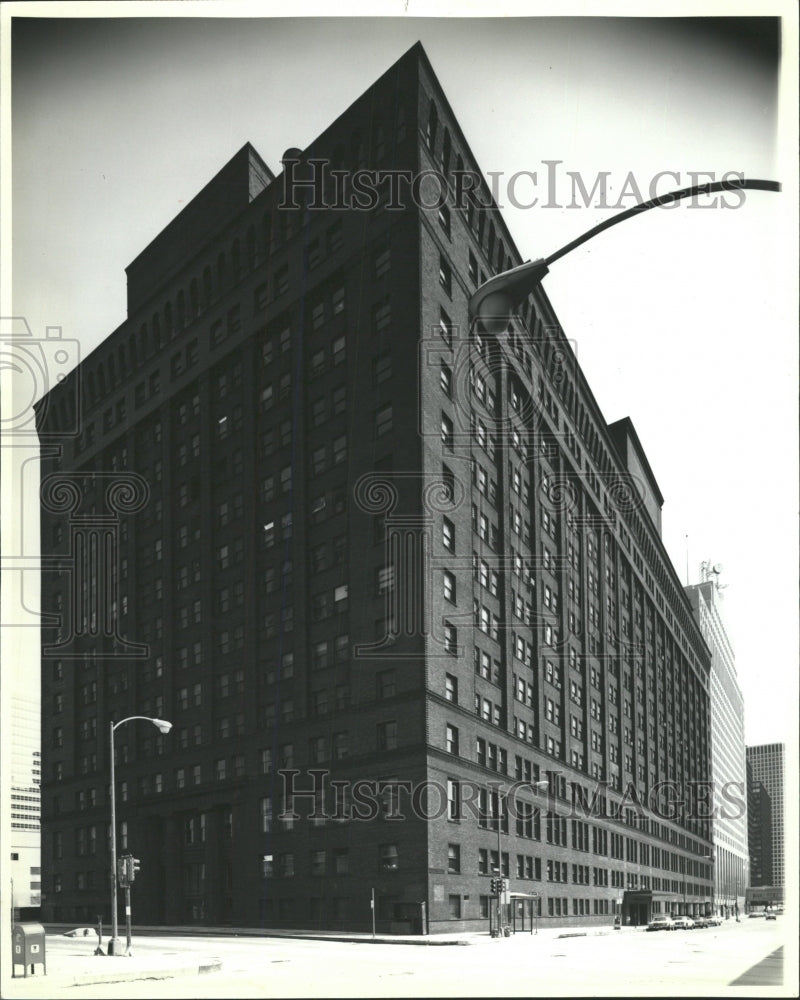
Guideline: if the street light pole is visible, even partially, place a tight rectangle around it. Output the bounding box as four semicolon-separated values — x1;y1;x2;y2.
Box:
109;721;119;955
108;716;172;956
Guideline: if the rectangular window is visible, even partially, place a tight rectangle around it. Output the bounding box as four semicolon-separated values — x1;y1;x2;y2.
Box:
447;843;461;873
275;266;289;296
440;362;453;397
447;778;460;821
375;404;393;437
442;517;455;552
375;246;391;278
374;298;391;333
377;669;396;699
377;720;398;751
439;307;453;346
439;256;452;296
441;412;454;451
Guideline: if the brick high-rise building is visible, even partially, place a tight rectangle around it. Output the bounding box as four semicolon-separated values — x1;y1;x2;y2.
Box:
37;43;714;933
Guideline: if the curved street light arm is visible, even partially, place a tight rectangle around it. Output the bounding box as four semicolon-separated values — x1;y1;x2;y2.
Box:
545;177;781;267
468;178;781;332
112;715;172;733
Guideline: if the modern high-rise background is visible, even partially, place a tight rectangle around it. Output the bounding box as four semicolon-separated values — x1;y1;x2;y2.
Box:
746;743;784;904
685;567;747;920
746;767;773;891
9;692;41;916
36;43;715;933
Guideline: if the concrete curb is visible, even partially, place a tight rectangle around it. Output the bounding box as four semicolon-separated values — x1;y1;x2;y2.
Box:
269;933;470;946
10;957;223;989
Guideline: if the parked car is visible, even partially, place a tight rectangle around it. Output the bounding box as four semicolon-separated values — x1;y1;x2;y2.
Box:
765;912;777;921
693;916;708;928
673;916;696;930
706;916;723;926
647;915;675;932
748;911;765;918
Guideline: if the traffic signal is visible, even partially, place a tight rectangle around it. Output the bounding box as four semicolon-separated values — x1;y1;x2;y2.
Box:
129;857;141;882
117;857;129;887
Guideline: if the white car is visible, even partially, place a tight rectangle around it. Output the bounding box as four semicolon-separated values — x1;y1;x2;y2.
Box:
673;916;695;930
647;915;675;932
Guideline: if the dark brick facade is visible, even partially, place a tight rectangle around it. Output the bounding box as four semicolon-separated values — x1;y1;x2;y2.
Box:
37;43;713;934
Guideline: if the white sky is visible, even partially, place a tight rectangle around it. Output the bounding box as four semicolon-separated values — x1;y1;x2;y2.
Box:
2;2;798;750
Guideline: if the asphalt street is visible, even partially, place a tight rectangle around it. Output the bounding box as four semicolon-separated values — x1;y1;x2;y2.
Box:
4;918;793;999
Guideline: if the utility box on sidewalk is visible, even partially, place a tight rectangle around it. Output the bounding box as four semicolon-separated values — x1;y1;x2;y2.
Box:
12;922;47;977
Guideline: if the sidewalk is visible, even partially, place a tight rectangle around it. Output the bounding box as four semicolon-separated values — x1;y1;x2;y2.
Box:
7;942;222;993
5;921;640;993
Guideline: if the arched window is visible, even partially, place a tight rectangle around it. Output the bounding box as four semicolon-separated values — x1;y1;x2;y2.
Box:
217;252;226;293
203;266;213;307
152;313;162;349
177;290;186;329
164;301;173;337
189;279;199;318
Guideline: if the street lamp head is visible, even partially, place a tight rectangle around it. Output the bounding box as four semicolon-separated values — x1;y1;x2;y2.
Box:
151;718;173;734
468;259;550;334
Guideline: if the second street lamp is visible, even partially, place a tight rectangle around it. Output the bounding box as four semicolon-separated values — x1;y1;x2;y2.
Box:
108;715;172;956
